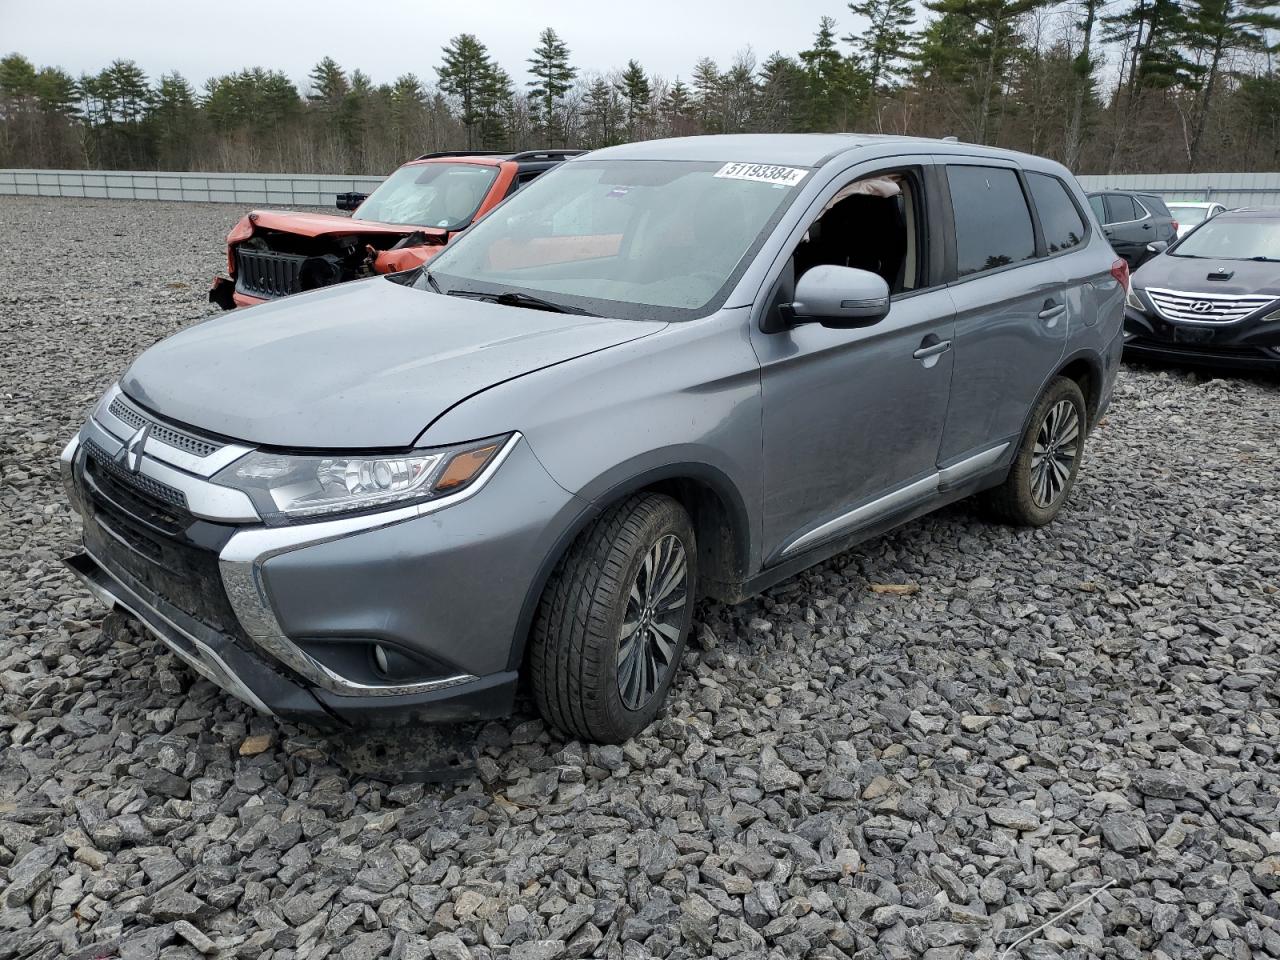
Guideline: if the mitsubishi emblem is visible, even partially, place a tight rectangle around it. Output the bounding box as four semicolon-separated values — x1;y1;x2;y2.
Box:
122;423;152;474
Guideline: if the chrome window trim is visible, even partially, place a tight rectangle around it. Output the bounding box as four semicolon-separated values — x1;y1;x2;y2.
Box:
216;433;523;697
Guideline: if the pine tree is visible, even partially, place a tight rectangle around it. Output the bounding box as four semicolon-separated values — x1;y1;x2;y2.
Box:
527;28;577;145
1180;0;1280;169
721;51;759;133
798;17;864;130
691;58;723;132
658;78;693;136
757;53;804;131
148;73;199;167
920;0;1046;143
437;34;495;149
584;77;622;146
308;57;349;107
478;64;515;150
844;0;917;93
615;60;651;140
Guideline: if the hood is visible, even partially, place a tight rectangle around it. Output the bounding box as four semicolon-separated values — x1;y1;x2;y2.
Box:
122;278;664;449
242;209;446;240
1133;255;1280;298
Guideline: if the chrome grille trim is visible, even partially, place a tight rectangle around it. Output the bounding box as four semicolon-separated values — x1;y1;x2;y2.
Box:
109;396;222;458
95;384;253;478
1145;287;1276;325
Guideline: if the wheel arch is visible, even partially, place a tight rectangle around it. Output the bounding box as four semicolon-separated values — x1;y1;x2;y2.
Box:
1054;350;1104;428
506;459;754;673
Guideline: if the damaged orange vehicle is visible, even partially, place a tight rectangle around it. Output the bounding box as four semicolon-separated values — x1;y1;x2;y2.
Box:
209;149;584;309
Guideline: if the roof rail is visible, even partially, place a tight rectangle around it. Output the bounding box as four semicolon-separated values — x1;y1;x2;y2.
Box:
414;150;507;160
508;149;588;162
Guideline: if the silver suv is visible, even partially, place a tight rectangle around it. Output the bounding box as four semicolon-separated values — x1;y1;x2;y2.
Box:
62;135;1125;744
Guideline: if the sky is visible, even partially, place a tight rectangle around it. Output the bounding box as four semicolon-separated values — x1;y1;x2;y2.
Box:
1;0;872;91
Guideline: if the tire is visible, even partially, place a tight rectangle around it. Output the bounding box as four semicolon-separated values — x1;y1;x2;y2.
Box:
530;493;697;744
981;377;1087;527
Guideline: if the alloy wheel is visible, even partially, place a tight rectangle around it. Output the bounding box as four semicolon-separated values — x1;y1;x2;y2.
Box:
1029;399;1080;508
617;533;688;710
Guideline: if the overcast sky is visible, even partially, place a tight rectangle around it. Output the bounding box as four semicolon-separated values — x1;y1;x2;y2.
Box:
3;0;873;91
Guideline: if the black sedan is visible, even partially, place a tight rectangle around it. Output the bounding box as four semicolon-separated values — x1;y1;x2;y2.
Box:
1124;207;1280;371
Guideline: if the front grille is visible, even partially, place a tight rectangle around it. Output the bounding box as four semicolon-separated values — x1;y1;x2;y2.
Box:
108;397;222;458
236;248;306;299
1145;287;1276;324
83;439;188;513
78;462;245;640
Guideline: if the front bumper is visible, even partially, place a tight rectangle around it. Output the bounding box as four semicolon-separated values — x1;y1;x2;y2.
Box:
1123;301;1280;371
208;275;265;310
62;389;582;728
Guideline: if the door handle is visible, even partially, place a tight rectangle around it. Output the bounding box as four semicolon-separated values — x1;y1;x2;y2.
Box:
1038;300;1066;320
1142;222;1152;230
913;339;952;360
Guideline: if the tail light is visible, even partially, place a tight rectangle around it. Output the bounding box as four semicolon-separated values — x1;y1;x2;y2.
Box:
1110;258;1130;292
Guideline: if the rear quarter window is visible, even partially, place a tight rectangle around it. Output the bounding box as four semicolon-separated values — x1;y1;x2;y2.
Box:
1104;194;1140;223
1026;173;1087;253
946;165;1037;277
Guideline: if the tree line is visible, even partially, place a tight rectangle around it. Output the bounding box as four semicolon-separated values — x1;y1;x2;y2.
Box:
1;0;1277;177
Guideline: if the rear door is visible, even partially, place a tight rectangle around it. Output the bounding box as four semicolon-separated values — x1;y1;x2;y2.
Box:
938;161;1069;466
1100;193;1156;265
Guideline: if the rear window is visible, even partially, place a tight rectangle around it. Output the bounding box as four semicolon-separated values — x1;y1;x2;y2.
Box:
1141;196;1171;216
947;166;1036;277
1027;173;1087;253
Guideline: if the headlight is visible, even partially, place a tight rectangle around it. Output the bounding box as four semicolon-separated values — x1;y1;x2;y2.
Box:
1125;287;1147;313
217;434;512;523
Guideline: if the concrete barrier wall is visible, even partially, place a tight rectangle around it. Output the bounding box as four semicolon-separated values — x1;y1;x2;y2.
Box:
0;169;386;206
2;167;1278;208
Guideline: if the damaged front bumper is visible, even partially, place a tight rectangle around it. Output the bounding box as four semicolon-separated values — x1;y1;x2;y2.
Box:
59;389;582;729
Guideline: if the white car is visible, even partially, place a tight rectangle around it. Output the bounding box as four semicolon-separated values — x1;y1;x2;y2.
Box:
1167;201;1227;238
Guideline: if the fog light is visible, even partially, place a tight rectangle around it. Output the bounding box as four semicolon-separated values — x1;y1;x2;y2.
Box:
373;644;389;675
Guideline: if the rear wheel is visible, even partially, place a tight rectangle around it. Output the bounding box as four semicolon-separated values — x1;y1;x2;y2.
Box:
981;377;1087;526
530;493;697;743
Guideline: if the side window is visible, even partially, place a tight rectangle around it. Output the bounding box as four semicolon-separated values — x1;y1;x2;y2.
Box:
1026;173;1087;253
1104;194;1138;223
1089;195;1106;223
946;165;1036;277
791;169;924;295
509;170;544;195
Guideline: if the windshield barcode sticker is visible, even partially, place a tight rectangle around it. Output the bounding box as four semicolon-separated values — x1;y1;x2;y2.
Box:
714;162;809;186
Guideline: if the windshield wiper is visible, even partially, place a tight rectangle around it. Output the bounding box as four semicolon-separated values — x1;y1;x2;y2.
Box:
447;289;596;316
1247;256;1280;262
423;270;442;293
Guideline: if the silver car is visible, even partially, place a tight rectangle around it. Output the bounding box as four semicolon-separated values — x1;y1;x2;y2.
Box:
62;135;1126;743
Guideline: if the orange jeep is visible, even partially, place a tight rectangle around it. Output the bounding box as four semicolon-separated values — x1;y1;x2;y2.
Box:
208;149;584;309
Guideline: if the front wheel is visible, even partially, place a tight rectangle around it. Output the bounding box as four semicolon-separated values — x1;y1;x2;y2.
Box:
530;493;697;743
981;377;1087;526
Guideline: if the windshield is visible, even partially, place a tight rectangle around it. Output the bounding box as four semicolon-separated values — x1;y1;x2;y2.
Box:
1170;218;1280;260
418;158;807;320
1169;204;1208;225
353;162;499;229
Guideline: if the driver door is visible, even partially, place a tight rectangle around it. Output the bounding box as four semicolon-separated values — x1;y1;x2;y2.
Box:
749;160;957;565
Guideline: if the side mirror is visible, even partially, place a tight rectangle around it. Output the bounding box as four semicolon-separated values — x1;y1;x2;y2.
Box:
1146;240;1168;254
784;265;891;329
336;192;368;212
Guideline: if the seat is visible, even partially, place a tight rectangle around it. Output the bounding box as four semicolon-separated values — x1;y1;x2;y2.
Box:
797;193;908;291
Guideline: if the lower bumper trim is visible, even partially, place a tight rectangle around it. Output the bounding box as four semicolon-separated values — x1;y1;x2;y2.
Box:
64;551;275;715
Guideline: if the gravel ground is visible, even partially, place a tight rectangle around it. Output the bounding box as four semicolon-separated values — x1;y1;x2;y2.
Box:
1;195;1279;960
